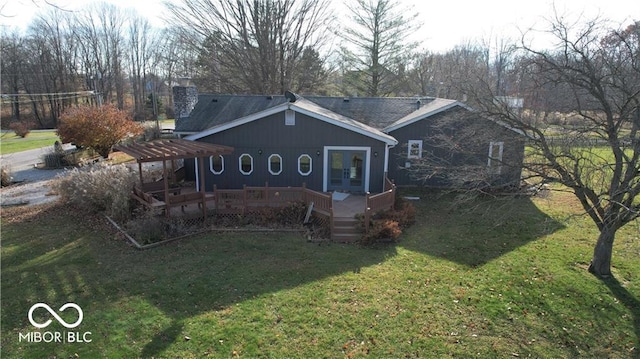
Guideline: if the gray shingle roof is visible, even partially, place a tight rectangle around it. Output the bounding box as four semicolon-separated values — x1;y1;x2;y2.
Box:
176;94;289;133
383;98;462;132
175;94;438;134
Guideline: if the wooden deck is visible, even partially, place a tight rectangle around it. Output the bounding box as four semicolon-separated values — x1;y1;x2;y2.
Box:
133;182;395;242
332;194;367;217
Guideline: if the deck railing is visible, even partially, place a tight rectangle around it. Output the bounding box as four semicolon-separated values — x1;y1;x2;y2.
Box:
364;177;397;233
192;180;395;238
302;186;332;215
212;183;332;217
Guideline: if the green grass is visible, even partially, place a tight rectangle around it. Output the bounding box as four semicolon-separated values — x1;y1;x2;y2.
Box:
1;190;638;358
0;131;60;154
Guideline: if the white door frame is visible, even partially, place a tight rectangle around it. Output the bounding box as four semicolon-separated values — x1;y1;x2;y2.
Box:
323;146;371;192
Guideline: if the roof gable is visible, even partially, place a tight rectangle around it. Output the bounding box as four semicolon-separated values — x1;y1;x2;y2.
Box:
185;97;398;145
382;99;527;136
383;99;467;133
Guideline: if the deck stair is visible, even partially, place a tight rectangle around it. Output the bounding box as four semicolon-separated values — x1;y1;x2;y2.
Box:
331;217;361;242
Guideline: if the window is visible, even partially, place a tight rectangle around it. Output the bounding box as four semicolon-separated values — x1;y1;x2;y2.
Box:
298;154;312;176
285;109;295;125
407;140;423;159
268;154;282;175
210;155;224;174
239;154;253;175
488;141;504;174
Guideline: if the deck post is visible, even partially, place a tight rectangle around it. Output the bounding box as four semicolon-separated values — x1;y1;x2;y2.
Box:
329;207;335;241
163;159;170;218
198;156;207;219
365;192;371;233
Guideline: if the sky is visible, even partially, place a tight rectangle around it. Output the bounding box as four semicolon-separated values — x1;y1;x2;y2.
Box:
0;0;638;53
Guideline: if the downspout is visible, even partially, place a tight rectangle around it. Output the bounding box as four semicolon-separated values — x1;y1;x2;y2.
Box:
383;143;395;190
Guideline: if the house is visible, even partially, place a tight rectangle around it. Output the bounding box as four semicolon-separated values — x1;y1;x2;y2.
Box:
173;87;525;194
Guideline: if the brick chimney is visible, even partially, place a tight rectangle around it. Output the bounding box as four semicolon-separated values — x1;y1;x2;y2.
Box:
172;85;198;120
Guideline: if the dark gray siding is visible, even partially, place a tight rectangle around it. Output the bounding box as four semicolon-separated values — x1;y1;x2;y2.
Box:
194;110;388;193
387;108;524;188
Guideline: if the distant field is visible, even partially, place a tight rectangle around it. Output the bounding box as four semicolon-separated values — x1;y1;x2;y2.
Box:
0;130;60;154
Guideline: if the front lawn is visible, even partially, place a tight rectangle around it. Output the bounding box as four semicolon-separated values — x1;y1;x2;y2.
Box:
1;190;638;358
0;131;61;154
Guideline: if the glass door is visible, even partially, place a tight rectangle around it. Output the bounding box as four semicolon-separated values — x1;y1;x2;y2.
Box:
330;151;346;188
328;150;366;192
349;152;364;188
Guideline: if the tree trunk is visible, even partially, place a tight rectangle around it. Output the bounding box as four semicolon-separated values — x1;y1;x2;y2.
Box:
588;227;616;277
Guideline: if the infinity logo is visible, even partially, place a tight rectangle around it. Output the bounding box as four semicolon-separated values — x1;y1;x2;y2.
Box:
28;303;83;329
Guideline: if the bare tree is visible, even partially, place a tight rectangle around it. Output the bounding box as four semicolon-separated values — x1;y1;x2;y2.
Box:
481;36;518;97
407;51;431;96
402;110;525;192
156;26;204;104
408;43;491;100
73;3;127;108
0;30;25;122
24;9;81;127
165;0;334;94
128;13;162;119
466;17;640;277
339;0;419;97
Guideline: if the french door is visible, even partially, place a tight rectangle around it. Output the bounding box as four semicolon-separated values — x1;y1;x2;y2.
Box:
328;150;366;192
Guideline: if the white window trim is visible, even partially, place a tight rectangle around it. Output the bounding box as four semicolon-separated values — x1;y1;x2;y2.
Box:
239;153;254;175
268;154;283;175
488;141;504;174
209;155;224;175
298;154;312;176
322;146;371;193
407;140;423;159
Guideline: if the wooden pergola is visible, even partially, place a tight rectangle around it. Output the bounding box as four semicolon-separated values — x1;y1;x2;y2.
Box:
114;139;234;218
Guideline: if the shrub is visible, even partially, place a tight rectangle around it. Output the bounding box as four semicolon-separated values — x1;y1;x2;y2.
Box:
274;201;308;226
1;167;12;187
42;147;100;169
53;164;138;220
361;220;402;245
9;121;34;137
235;201;308;228
125;211;166;245
385;198;417;227
359;199;417;245
58;105;143;158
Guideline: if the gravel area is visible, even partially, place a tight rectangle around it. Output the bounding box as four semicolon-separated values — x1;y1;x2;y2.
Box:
1;168;69;207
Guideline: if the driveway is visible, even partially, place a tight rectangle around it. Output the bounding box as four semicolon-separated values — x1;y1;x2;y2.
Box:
0;145;74;207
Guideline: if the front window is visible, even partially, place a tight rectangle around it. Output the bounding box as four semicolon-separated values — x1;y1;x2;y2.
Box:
408;140;423;159
239;154;253;175
298;154;312;176
210;155;224;174
268;154;282;175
